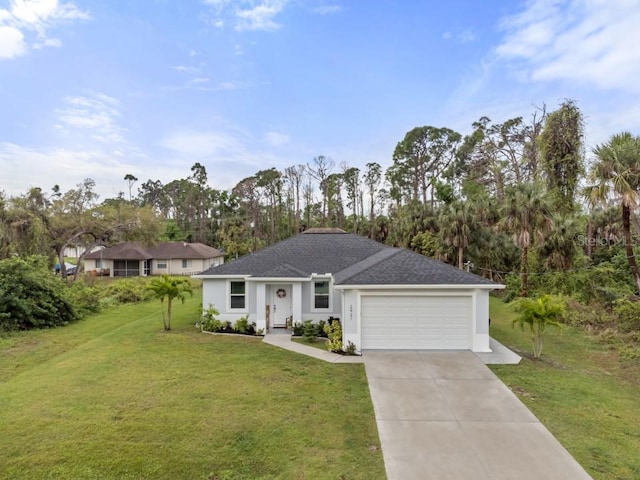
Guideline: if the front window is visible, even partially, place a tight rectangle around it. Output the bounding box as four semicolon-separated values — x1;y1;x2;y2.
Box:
95;259;102;269
157;259;167;269
230;281;246;309
182;259;191;268
314;281;330;309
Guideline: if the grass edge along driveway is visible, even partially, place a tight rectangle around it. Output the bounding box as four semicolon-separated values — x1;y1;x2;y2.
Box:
489;296;640;480
0;296;385;480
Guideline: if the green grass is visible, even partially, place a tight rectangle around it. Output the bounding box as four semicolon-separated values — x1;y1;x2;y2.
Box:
292;337;330;351
0;294;384;480
489;296;640;480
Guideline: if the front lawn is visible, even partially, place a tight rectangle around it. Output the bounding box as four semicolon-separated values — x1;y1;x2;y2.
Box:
489;296;640;480
0;295;384;480
292;337;329;351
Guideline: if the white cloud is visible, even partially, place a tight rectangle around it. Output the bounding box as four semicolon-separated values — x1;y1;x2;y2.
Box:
0;0;90;59
202;0;230;9
160;131;244;159
33;36;61;49
56;93;126;144
313;5;342;15
201;0;292;33
496;0;640;92
0;142;130;198
0;25;26;58
457;30;475;43
0;141;201;199
158;128;288;183
264;131;289;147
235;1;289;32
172;64;200;74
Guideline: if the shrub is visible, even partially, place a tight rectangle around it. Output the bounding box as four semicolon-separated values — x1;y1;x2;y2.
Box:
103;278;149;304
292;322;304;336
344;341;357;355
202;317;223;332
302;320;318;340
98;295;120;310
234;316;250;334
201;305;222;332
0;256;77;331
324;319;343;353
613;299;640;333
64;281;101;318
317;320;328;338
563;298;614;327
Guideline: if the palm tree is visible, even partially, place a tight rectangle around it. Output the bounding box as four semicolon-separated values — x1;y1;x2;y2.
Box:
585;132;640;293
147;275;193;331
439;201;473;269
512;294;564;358
500;183;553;296
538;214;579;270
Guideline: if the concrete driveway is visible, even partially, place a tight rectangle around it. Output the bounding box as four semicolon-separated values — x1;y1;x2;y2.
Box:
364;351;593;480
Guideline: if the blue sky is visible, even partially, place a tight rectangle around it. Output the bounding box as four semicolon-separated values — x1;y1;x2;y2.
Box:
2;0;640;199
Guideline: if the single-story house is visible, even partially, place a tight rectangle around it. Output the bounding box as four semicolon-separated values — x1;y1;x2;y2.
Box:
195;228;504;353
84;241;224;277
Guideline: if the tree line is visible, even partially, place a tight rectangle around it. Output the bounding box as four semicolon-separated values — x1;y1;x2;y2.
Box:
2;99;640;304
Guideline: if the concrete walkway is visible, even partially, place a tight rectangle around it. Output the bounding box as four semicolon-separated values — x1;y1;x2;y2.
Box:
262;334;364;363
262;334;589;479
263;333;520;365
364;351;592;480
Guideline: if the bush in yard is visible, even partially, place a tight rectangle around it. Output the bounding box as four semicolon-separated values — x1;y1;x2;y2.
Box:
612;299;640;333
317;319;328;338
302;319;319;340
292;322;304;336
0;255;77;331
103;278;149;304
64;280;101;318
201;304;222;332
344;340;357;355
512;294;565;358
234;316;250;334
324;319;343;353
221;320;233;332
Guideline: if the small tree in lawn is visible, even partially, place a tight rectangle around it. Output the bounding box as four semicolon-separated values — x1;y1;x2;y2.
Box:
512;294;564;359
147;275;193;331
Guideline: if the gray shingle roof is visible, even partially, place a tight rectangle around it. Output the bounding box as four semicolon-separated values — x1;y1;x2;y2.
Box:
84;242;152;260
335;248;495;285
84;241;223;260
147;242;223;259
199;231;497;286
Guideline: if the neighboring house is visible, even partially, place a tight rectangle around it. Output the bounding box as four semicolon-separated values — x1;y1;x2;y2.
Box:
195;228;504;353
84;241;224;277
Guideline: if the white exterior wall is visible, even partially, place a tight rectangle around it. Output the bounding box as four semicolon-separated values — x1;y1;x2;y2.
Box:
154;257;223;276
341;289;359;350
83;259;113;275
201;278;254;323
299;281;342;322
473;289;491;352
201;277;342;330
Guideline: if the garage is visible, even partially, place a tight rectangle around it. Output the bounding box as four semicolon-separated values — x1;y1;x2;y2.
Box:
360;295;472;350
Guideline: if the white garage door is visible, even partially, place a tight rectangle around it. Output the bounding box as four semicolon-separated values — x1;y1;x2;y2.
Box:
361;295;472;350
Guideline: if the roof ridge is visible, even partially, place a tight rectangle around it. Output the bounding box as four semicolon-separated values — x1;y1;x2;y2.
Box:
334;248;401;284
280;262;309;277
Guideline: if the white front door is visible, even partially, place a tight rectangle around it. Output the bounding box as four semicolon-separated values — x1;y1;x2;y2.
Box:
272;285;292;327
